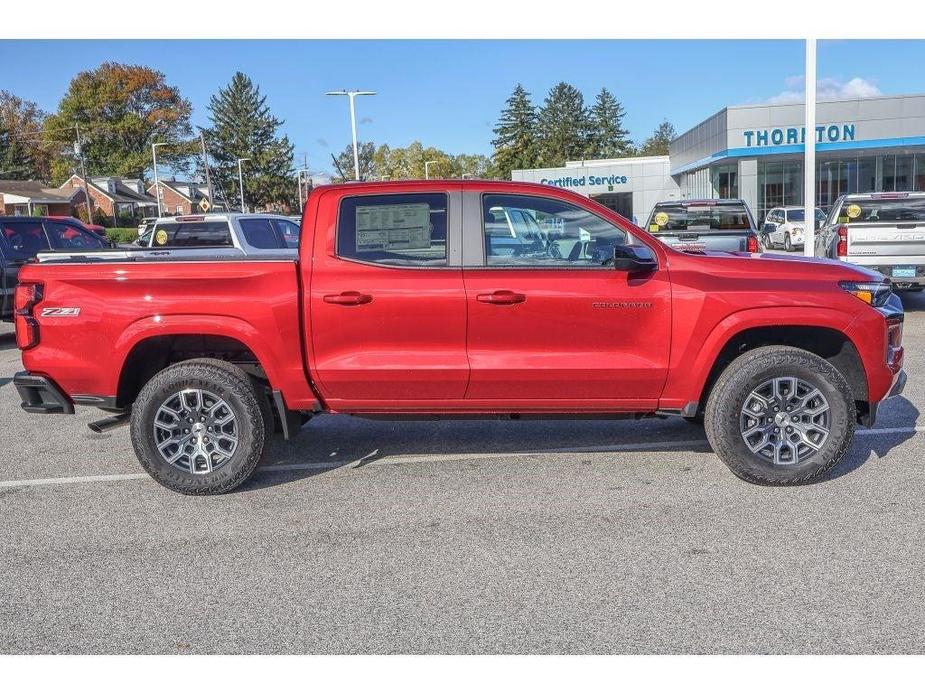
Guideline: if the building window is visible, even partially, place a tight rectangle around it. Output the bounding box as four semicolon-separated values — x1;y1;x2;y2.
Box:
710;164;738;199
915;155;925;191
176;205;183;215
757;161;802;222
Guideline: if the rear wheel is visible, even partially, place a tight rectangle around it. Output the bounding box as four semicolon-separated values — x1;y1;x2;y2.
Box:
130;359;266;495
704;346;855;485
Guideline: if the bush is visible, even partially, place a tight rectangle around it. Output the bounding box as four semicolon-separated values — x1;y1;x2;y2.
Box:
105;227;139;244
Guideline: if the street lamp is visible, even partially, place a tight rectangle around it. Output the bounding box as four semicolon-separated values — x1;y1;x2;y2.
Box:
236;158;250;213
325;90;376;180
424;160;439;180
151;142;168;216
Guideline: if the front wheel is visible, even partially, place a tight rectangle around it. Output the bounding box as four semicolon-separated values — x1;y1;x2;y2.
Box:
704;346;855;485
784;233;793;252
130;358;267;494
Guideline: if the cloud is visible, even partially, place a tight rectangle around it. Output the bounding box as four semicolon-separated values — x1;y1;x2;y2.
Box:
316;138;328;148
766;76;882;104
359;117;373;125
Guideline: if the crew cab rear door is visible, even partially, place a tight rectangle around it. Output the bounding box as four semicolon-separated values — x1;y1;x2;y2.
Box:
308;186;469;407
461;190;672;408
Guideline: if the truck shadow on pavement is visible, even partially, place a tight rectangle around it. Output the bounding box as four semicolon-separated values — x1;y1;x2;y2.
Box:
240;396;920;491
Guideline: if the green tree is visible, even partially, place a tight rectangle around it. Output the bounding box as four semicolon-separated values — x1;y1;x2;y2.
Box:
333;141;378;182
0;91;51;180
205;72;295;210
489;84;539;179
638;120;677;157
44;63;193;183
536;82;592;167
588;87;633;159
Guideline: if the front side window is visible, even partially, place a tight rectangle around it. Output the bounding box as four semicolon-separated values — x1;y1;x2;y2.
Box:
483;194;628;267
337;193;447;267
45;221;106;249
151;220;233;247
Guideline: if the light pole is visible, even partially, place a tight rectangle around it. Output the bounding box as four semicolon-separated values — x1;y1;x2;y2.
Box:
151;142;168;216
424;160;438;180
803;38;817;258
236;158;250;213
325;90;376;180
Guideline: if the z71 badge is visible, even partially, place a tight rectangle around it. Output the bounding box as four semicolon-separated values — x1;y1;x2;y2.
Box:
40;307;80;317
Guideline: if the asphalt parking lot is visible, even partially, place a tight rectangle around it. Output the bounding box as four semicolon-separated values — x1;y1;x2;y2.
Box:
2;291;925;654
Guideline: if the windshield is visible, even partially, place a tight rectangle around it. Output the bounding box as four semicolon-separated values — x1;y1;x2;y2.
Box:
648;203;752;232
787;209;826;223
839;198;925;223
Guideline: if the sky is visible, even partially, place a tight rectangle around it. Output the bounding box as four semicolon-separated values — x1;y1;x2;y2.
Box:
1;39;924;177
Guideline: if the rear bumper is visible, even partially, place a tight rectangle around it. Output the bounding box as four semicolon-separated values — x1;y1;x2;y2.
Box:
14;372;74;414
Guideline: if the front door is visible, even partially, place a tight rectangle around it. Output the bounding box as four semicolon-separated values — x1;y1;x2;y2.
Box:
462;191;672;409
308;187;469;409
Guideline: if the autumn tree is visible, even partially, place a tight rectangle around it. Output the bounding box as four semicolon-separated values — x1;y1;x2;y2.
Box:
638;120;677;156
205;72;294;209
332;141;378;182
44;63;194;183
489;84;539;179
0;91;51;180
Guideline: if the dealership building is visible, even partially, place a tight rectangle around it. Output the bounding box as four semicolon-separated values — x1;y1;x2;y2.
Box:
512;93;925;224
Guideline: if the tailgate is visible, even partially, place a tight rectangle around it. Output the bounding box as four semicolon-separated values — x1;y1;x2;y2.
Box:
653;231;750;253
847;223;925;258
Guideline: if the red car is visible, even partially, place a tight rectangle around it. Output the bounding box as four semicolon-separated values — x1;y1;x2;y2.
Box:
14;180;905;494
47;216;107;237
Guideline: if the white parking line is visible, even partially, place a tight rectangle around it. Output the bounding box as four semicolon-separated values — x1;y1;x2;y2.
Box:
0;425;921;490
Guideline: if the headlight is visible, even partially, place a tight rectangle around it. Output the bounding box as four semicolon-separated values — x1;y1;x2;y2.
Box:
791;226;804;235
839;280;892;307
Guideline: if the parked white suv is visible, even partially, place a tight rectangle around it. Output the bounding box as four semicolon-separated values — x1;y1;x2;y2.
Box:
135;213;300;255
760;206;825;251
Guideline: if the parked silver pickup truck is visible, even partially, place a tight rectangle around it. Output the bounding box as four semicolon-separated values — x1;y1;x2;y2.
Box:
135;213;300;256
815;192;925;291
644;199;760;253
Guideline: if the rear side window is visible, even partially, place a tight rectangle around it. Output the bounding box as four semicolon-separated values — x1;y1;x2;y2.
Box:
152;220;232;247
1;220;49;260
337;193;448;267
238;217;301;249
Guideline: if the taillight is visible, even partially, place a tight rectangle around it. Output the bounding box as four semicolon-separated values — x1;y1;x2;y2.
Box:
836;225;848;257
14;282;43;350
746;234;759;254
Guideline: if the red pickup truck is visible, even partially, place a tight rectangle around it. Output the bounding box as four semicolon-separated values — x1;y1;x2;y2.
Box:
13;180;906;494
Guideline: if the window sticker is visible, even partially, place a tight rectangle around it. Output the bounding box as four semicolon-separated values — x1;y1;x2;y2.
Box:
155;229;168;245
355;203;431;252
654;211;669;227
649;224;661;232
846;203;862;219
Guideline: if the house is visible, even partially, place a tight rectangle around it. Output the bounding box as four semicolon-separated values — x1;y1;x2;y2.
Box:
0;179;81;216
146;179;230;216
60;175;160;224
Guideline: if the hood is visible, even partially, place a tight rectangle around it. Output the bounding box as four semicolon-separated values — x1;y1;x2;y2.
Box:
674;249;884;282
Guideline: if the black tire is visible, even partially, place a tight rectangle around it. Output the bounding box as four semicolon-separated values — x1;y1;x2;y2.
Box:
760;233;771;251
784;233;793;252
704;346;855;485
130;358;266;495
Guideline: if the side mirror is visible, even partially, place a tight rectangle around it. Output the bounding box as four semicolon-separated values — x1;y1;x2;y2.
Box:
609;244;658;273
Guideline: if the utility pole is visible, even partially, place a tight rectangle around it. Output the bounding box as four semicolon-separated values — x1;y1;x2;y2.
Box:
74;123;95;224
199;130;214;207
151;142;167;216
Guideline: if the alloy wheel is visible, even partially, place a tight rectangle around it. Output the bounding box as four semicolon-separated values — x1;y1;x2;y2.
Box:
153;388;238;474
